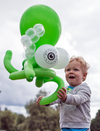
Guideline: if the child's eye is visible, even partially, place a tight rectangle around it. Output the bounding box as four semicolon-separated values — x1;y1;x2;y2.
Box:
74;68;78;71
66;69;70;71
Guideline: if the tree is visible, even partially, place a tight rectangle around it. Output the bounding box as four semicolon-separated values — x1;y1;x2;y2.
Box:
16;114;25;125
25;90;60;131
0;119;1;129
91;109;100;131
0;110;17;131
0;90;60;131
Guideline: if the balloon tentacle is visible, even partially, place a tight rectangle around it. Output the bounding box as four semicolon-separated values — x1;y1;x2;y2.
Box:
9;70;26;80
35;77;44;87
39;76;65;105
35;68;56;87
9;68;56;82
4;50;18;73
24;60;35;81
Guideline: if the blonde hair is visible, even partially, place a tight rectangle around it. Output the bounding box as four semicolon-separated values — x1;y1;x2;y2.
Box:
65;56;90;75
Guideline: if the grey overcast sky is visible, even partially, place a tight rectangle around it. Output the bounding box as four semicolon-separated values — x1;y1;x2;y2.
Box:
0;0;100;118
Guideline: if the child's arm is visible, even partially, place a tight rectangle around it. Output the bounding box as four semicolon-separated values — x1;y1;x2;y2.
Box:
65;86;91;105
36;95;61;106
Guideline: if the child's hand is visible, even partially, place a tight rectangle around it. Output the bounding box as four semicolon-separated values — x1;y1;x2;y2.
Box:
57;87;67;102
36;96;43;105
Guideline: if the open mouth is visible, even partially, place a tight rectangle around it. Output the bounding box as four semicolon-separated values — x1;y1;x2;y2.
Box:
69;76;75;79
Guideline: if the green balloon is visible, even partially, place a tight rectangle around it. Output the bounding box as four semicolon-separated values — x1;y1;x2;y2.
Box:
4;50;18;73
3;50;65;105
3;5;64;105
20;4;61;49
39;76;65;105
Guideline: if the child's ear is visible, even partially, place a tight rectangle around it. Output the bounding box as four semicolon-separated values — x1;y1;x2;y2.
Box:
83;73;87;81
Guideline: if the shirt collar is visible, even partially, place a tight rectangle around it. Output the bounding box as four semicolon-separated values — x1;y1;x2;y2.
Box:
68;86;74;89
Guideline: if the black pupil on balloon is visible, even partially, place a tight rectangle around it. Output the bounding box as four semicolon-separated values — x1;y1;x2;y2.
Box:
47;52;55;60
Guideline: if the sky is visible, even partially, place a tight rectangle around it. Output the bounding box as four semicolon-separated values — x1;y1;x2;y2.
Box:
0;0;100;119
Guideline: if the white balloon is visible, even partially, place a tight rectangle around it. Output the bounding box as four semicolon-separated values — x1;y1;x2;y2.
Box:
25;28;35;38
22;51;26;58
53;47;70;69
31;34;39;43
35;44;59;68
21;35;32;47
25;48;35;59
25;28;39;43
33;24;45;37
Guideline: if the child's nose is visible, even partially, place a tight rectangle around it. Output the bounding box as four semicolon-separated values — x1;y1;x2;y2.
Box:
69;70;73;73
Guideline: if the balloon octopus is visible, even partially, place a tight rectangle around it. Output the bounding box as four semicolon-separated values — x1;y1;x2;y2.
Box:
3;5;70;105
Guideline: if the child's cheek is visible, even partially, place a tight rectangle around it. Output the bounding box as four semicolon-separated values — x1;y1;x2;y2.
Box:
65;72;68;79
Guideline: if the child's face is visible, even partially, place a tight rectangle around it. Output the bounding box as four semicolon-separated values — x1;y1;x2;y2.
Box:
65;60;87;87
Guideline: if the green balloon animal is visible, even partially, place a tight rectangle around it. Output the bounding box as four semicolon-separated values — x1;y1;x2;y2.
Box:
3;5;69;105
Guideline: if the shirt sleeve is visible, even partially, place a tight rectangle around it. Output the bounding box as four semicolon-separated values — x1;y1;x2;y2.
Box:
65;85;91;105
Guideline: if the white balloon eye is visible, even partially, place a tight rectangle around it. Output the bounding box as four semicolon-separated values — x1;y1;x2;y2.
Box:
35;44;59;68
53;47;70;69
